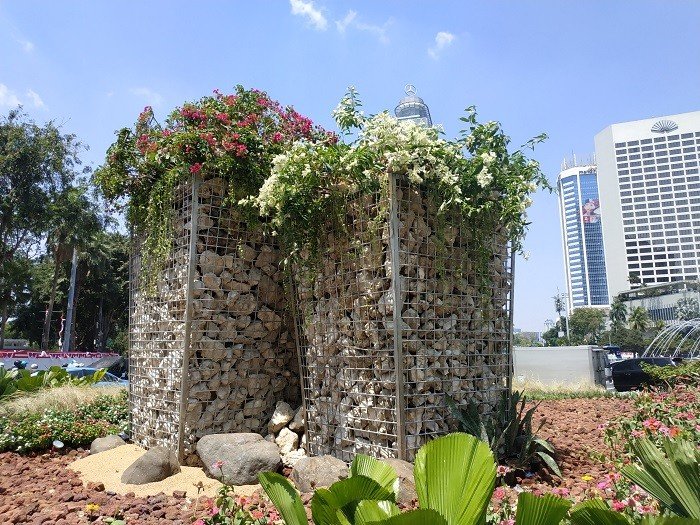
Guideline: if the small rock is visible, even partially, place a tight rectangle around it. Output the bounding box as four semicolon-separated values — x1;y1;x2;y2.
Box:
90;435;126;455
196;433;281;485
268;401;295;434
291;455;348;492
282;448;307;468
288;407;306;432
172;490;187;499
275;428;299;455
381;458;417;504
121;447;180;485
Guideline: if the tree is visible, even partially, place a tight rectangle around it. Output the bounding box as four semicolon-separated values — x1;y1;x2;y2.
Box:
0;110;86;347
41;185;103;350
628;306;650;332
568;307;605;344
553;293;565;319
628;272;641;285
602;326;648;353
609;296;627;330
676;296;700;321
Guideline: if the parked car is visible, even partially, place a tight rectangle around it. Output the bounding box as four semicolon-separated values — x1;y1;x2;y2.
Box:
66;367;128;387
610;357;674;392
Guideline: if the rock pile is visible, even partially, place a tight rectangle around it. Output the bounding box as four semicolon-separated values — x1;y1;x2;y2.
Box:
293;182;511;461
265;401;308;467
129;178;299;458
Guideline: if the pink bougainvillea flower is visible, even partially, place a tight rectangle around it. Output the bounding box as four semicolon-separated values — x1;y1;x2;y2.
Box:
272;131;283;143
190;163;202;174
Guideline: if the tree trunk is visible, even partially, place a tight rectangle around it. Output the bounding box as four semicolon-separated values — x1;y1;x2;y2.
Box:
42;256;62;351
0;302;8;350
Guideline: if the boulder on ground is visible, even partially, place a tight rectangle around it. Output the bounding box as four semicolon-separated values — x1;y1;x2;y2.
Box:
121;447;180;485
381;458;417;504
268;401;295;434
281;448;306;468
290;455;348;493
197;433;281;485
90;435;126;455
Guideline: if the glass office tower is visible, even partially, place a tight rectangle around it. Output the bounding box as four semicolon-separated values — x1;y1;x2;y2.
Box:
558;163;610;309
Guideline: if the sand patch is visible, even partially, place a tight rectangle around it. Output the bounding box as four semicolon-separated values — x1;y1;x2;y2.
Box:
68;444;260;498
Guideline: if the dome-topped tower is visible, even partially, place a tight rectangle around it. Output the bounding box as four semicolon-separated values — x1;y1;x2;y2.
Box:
394;84;432;127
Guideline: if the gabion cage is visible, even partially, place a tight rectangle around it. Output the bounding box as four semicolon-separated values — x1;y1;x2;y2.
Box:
129;177;299;461
293;175;513;462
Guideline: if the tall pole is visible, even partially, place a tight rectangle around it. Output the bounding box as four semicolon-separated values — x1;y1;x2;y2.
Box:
62;246;79;352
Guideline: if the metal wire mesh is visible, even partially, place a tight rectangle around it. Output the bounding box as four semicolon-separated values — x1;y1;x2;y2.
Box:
293;175;513;461
129;177;299;460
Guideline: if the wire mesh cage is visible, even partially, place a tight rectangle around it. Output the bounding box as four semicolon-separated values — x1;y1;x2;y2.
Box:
129;177;300;461
292;175;513;461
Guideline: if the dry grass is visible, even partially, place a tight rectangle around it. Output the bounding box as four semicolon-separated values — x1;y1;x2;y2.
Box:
513;378;615;400
0;385;127;417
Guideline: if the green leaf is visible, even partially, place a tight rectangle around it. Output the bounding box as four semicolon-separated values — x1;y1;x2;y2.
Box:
532;437;556;455
368;509;448;525
535;451;562;478
640;516;700;525
515;492;571;525
414;432;495;525
351;454;399;496
312;475;395;525
354;500;400;525
569;499;631;525
258;472;307;525
622;438;700;519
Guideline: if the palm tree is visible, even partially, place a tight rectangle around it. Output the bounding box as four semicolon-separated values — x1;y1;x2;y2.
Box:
628;306;650;332
41;186;103;350
609;297;627;330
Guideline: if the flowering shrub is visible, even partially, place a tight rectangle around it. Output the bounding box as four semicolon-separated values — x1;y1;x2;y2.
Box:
603;383;699;459
94;86;330;284
0;389;128;452
253;87;549;263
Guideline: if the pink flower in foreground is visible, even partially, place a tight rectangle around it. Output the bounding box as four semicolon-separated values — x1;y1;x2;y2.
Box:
499;519;515;525
496;465;512;476
612;500;626;512
193;520;205;525
212;460;224;470
209;505;220;516
596;481;610;490
493;486;507;500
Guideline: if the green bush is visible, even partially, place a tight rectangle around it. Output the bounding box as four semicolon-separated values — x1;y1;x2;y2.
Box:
0;389;127;452
641;360;700;387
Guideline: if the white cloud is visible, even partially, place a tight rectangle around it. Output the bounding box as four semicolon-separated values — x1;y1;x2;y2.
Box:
130;87;164;107
335;10;391;43
290;0;327;31
26;89;44;108
335;10;356;33
19;39;34;53
0;84;21;107
428;31;456;59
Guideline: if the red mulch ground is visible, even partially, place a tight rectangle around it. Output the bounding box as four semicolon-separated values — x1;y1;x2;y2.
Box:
0;396;633;524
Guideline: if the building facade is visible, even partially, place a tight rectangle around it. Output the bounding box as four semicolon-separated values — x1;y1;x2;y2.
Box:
596;111;700;297
617;280;700;324
558;163;610;309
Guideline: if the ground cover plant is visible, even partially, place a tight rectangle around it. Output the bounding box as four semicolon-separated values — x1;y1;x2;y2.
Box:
0;365;107;401
0;388;127;452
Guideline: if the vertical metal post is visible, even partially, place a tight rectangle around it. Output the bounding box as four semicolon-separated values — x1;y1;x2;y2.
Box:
506;246;516;397
177;176;199;461
288;271;310;453
387;175;406;460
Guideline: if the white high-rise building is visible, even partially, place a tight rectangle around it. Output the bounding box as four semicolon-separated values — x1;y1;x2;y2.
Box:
595;110;700;297
558;161;610;309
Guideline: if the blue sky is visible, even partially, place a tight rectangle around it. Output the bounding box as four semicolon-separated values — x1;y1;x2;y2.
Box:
1;1;699;331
